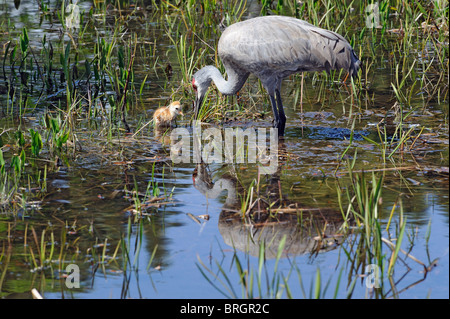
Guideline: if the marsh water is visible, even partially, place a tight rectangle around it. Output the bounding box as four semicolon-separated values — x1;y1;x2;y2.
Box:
0;1;448;299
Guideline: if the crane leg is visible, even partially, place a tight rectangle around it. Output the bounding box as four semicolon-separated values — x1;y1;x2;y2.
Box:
269;94;281;135
275;89;286;136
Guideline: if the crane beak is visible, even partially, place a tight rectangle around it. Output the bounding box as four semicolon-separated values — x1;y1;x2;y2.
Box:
193;94;204;122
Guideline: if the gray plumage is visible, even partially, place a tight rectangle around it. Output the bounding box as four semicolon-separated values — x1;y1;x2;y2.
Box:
192;15;361;136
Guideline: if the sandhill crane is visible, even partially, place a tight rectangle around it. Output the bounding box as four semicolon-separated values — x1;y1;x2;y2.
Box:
153;101;184;126
192;15;361;136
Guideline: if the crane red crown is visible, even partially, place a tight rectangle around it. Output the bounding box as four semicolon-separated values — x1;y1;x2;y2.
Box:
191;78;197;91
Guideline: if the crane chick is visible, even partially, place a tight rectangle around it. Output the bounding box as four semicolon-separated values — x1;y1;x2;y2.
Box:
153;101;184;127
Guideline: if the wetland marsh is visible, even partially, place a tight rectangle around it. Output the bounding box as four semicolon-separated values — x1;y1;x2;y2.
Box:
0;0;448;299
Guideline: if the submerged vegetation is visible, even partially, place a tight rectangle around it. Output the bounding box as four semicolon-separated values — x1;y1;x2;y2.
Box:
0;0;448;299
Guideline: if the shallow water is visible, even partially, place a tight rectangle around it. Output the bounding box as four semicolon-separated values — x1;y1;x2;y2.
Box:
0;1;448;299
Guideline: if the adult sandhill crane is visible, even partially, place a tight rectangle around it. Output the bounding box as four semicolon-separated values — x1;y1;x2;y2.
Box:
192;15;361;136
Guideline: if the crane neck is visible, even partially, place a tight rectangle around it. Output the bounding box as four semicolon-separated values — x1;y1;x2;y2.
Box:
208;177;238;207
203;65;249;96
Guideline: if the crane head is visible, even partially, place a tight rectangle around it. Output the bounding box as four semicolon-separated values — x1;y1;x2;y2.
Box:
192;69;212;122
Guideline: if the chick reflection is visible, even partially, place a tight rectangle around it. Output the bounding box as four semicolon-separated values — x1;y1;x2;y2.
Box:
154;125;178;147
192;162;349;259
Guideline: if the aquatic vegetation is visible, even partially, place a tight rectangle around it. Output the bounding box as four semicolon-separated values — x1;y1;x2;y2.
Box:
0;0;447;299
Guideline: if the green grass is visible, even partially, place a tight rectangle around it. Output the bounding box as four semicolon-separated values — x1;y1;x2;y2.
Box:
0;0;447;299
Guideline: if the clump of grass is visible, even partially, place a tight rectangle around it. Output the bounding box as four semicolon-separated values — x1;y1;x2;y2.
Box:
123;163;175;219
335;155;438;297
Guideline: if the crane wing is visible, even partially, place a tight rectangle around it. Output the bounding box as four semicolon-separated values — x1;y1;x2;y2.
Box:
218;16;360;79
